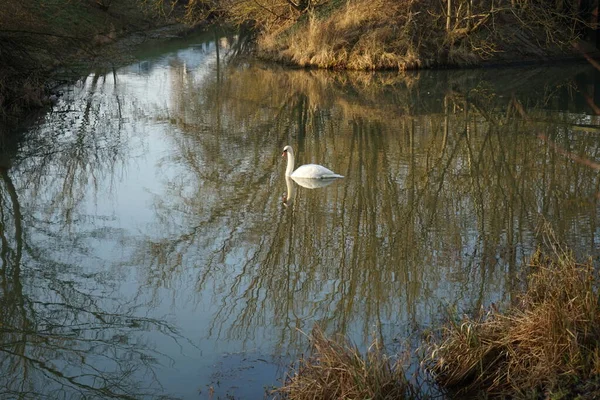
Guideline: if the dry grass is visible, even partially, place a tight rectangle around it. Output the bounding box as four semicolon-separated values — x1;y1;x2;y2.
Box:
251;0;583;70
258;0;427;70
274;239;600;399
273;327;418;400
427;246;600;397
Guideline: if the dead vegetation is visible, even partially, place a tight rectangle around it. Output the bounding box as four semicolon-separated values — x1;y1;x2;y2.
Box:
256;0;434;69
143;0;589;70
251;0;587;69
275;234;600;399
428;242;600;397
273;327;419;399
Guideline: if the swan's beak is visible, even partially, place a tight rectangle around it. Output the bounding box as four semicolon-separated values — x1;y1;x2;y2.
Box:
282;151;286;157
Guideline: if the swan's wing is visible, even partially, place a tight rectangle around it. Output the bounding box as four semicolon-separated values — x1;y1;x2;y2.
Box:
290;164;344;179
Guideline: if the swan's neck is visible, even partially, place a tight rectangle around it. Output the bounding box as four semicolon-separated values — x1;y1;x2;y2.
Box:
285;149;295;176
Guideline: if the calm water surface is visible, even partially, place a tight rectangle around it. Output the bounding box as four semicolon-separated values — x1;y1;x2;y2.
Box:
2;30;600;398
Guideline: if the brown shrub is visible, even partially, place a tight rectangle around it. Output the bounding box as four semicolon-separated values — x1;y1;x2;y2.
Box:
249;0;582;70
274;327;418;399
428;247;600;397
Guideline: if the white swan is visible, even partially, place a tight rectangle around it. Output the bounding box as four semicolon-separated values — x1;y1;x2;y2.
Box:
282;145;344;179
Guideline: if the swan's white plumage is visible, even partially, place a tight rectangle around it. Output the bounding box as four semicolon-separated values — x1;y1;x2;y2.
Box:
282;145;344;179
291;164;340;179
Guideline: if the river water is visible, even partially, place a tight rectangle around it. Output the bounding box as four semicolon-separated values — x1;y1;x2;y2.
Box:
1;30;600;399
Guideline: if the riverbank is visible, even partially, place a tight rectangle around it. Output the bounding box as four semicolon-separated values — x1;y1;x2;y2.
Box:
252;0;598;70
275;242;600;399
3;0;600;120
0;0;198;120
141;0;600;70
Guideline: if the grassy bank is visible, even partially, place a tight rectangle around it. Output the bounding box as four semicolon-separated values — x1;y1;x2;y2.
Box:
251;0;585;69
275;244;600;399
3;0;594;117
429;245;600;398
150;0;593;69
0;0;182;118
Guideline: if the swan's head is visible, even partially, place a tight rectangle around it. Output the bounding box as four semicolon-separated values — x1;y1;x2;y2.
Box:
282;145;293;157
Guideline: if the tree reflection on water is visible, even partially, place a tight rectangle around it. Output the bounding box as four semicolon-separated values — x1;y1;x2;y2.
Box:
0;72;184;399
133;53;600;352
2;31;600;398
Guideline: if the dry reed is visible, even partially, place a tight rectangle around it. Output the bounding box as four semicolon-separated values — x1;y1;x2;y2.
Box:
249;0;583;70
273;327;418;399
274;243;600;399
428;247;600;397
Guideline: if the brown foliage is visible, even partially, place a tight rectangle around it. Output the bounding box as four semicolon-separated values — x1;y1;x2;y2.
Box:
274;327;417;399
428;244;600;397
243;0;585;69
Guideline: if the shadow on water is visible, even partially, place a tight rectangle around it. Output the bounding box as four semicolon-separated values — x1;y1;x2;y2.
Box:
2;28;600;398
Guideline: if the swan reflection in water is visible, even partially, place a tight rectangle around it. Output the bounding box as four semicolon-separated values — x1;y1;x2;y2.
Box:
283;176;296;207
292;177;339;189
283;175;340;207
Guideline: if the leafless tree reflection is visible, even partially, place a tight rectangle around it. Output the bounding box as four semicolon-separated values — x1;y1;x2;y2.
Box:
0;70;184;399
132;57;600;353
2;32;599;397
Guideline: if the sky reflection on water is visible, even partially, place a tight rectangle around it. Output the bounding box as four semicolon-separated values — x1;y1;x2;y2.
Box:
1;30;600;398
